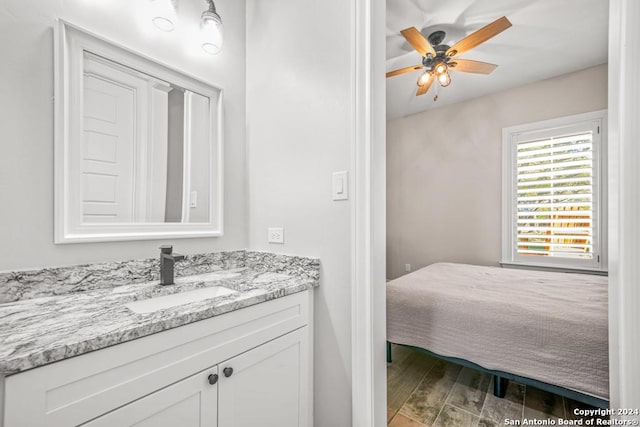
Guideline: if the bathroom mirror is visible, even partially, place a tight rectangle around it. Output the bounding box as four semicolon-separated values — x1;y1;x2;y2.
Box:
54;21;223;243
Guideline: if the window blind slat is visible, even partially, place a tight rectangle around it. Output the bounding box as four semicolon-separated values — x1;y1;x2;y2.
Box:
518;218;593;224
517;214;593;222
517;250;592;259
517;177;592;188
518;156;592;166
517;168;593;180
517;185;593;194
517;242;592;249
518;226;592;233
517;161;592;174
516;142;593;159
517;194;592;202
516;133;592;150
517;203;592;210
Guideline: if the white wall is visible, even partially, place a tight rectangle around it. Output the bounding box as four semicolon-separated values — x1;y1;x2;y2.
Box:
386;64;608;279
0;0;246;270
245;0;353;425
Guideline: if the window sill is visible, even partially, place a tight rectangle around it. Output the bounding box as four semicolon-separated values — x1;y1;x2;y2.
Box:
500;261;608;276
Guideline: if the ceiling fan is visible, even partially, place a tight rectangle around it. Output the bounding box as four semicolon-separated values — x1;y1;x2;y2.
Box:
387;16;512;97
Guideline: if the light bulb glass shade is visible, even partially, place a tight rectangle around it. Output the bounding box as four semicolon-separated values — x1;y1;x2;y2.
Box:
438;70;451;87
417;71;431;86
150;0;177;32
434;62;447;74
201;9;223;54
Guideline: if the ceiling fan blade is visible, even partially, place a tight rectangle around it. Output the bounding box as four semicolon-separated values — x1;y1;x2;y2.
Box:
416;74;434;96
446;16;512;57
448;59;498;74
386;64;424;78
400;27;436;57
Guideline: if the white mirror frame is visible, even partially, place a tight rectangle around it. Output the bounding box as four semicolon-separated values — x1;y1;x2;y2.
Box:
54;20;224;243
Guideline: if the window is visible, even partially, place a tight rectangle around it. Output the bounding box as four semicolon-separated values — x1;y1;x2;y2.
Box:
502;111;607;272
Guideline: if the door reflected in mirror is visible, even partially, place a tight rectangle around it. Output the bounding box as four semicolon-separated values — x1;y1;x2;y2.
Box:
82;53;211;224
56;21;223;243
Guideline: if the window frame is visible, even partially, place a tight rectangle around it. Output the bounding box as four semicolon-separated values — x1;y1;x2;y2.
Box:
501;110;608;273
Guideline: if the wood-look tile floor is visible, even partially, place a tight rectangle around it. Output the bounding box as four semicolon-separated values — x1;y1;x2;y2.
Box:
387;344;602;427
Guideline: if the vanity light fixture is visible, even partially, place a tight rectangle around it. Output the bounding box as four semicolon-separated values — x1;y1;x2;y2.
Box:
200;0;223;55
150;0;177;32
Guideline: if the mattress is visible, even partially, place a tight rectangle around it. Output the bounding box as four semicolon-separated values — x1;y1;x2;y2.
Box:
386;262;609;399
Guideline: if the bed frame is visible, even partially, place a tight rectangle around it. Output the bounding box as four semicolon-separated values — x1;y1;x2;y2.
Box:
387;341;608;409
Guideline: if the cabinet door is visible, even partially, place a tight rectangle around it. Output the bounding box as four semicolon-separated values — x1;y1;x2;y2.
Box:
82;367;219;427
218;327;309;427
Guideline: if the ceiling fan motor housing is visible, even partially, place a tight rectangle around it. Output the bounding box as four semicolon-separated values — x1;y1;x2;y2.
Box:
434;44;451;57
420;30;452;71
427;30;446;46
422;51;451;70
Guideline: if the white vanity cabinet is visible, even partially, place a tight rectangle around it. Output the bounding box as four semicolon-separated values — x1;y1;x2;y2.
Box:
217;328;306;426
2;291;313;427
83;366;219;427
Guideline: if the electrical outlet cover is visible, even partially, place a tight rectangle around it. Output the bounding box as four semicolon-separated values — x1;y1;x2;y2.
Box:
268;227;284;244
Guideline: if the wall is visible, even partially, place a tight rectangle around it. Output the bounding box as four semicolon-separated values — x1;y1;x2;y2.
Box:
245;0;353;425
0;0;246;270
386;64;608;280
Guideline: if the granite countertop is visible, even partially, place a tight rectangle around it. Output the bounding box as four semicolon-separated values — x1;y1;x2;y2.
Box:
0;251;319;376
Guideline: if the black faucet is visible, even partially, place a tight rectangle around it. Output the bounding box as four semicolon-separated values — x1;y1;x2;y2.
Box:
159;245;185;285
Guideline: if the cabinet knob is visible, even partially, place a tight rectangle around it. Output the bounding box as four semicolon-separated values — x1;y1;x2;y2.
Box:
223;367;234;377
208;373;219;385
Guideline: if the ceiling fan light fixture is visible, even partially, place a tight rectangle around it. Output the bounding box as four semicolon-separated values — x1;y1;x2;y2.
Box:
438;70;451;87
417;71;432;87
388;16;512;97
434;62;447;75
200;0;223;54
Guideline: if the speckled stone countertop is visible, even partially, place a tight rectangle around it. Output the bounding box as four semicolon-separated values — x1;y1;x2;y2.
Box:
0;250;319;376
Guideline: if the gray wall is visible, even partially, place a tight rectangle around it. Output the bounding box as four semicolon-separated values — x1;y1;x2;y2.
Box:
0;0;247;270
246;0;353;425
386;64;608;280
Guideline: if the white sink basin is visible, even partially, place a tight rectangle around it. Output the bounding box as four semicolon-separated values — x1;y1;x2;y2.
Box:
126;286;238;314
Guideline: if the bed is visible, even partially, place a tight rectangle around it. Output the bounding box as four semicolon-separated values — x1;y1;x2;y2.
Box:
386;262;609;407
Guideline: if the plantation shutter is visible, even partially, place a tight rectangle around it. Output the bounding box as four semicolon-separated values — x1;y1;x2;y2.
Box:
514;125;599;262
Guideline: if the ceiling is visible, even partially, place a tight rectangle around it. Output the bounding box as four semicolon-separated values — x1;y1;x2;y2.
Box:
386;0;609;119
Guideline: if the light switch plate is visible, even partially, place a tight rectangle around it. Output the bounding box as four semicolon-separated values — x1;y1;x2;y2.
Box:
268;227;284;244
332;171;349;201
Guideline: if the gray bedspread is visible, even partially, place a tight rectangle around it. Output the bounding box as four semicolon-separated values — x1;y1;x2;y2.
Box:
386;263;609;399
